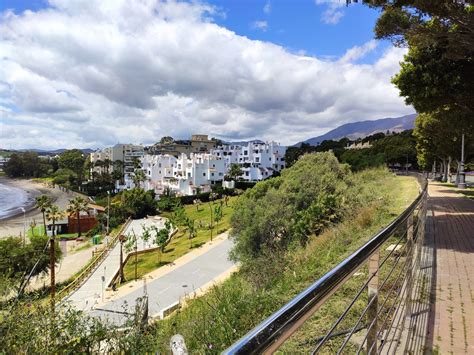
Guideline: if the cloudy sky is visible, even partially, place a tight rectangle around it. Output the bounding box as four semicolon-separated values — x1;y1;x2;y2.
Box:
0;0;413;150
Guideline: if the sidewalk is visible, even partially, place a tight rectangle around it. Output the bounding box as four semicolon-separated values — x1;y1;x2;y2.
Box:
425;182;474;354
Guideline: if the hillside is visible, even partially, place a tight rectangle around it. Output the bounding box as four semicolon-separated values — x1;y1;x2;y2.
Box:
296;113;417;146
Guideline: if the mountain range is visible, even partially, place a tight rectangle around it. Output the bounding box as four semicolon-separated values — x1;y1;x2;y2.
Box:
295;113;417;147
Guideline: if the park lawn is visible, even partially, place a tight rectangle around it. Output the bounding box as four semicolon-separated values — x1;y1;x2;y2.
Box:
27;225;79;240
122;195;238;282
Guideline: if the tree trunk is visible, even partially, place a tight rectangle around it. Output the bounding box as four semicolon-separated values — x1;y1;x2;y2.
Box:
447;156;452;183
42;211;47;236
441;158;446;182
77;211;81;237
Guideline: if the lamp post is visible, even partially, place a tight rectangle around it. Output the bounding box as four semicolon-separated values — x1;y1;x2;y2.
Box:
20;207;26;245
457;133;466;189
106;191;110;236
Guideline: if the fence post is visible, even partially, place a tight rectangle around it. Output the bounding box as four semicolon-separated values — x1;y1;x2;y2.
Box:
405;213;414;319
367;249;380;354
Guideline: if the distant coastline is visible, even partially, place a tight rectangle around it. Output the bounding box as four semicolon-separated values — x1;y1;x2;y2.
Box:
0;177;42;221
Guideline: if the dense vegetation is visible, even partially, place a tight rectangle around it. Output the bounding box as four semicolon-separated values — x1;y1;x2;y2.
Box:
352;1;474;176
0;235;62;298
285;130;417;171
0;153;419;353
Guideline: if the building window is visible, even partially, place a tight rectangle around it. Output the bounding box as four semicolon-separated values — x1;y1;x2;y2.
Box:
269;157;271;161
255;157;260;162
245;171;249;176
211;173;214;176
219;172;223;176
203;172;206;176
281;165;284;169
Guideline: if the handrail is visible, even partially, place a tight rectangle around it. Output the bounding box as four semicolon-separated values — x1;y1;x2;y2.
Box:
56;217;131;301
225;177;427;354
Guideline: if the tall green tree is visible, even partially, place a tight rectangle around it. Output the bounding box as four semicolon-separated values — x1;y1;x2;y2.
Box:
58;149;86;183
67;196;89;237
227;164;243;180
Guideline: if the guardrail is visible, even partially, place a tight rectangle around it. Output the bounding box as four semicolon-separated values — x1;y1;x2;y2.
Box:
225;176;428;354
56;217;132;301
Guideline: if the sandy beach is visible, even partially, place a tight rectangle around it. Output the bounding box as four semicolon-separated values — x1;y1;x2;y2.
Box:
0;177;82;238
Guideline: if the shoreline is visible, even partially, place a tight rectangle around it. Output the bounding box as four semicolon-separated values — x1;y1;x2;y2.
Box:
0;177;80;238
0;177;48;221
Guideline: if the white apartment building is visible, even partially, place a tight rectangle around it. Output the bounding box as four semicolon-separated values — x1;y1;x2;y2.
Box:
212;141;287;181
90;143;144;174
141;153;226;196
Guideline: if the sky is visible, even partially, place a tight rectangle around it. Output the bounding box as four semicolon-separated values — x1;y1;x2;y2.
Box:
0;0;414;150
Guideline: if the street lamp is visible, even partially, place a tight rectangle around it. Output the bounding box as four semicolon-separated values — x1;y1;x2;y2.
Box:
20;207;26;245
457;133;467;189
106;191;110;236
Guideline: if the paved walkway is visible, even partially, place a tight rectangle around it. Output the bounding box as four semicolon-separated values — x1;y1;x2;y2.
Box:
425;182;474;354
88;236;234;325
63;217;166;311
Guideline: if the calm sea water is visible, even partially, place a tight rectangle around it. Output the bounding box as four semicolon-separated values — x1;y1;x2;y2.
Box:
0;182;29;219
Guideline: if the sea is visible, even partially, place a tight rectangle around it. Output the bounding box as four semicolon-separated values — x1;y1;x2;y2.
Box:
0;182;30;220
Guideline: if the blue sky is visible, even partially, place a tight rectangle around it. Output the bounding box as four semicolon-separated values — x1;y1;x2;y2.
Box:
1;0;387;62
0;0;412;149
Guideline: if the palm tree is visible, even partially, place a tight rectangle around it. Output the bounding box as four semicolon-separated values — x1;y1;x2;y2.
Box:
132;169;147;189
35;195;52;236
67;196;89;237
46;204;64;237
113;159;125;184
94;159;104;174
103;158;112;174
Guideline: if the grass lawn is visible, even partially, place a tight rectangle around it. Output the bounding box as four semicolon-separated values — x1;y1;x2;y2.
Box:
27;225;79;240
122;195;238;282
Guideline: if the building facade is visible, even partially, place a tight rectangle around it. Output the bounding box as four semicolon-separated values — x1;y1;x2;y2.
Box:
212;141;287;181
90;143;144;175
141;152;226;196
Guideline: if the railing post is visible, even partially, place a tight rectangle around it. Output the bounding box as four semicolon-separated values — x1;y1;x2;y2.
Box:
367;249;379;354
405;213;414;319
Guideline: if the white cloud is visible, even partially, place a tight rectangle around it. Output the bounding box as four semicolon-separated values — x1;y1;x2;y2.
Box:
0;0;412;150
340;40;378;63
315;0;345;25
251;20;268;31
263;1;271;14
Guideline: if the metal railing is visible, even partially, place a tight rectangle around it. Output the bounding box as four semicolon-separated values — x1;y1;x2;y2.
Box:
225;176;427;354
56;217;131;301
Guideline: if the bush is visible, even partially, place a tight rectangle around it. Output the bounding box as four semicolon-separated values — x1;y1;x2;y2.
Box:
230;152;352;268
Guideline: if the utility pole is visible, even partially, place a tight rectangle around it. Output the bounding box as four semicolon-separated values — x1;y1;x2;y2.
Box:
106;191;110;236
119;235;126;284
50;230;56;312
457;133;466;189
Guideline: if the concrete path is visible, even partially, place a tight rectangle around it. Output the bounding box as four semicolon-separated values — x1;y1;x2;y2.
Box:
63;217;166;311
88;237;234;326
424;182;474;354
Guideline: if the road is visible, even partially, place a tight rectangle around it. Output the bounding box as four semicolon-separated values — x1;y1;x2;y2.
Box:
88;238;234;326
63;217;167;311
